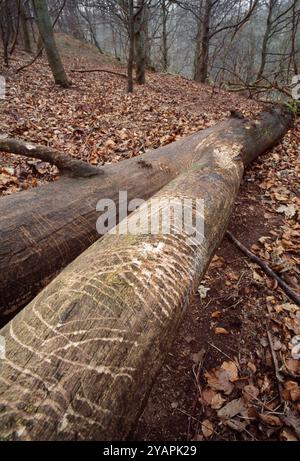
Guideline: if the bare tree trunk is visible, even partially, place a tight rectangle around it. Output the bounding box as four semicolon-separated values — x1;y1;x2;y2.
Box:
257;0;275;80
33;0;70;87
20;0;32;53
194;0;211;83
290;0;299;75
0;0;12;66
161;0;168;71
9;0;21;55
127;0;134;92
36;31;43;53
134;0;147;84
76;6;103;53
0;106;293;441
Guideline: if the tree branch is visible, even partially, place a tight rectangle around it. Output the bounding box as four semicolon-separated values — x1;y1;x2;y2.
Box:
70;68;127;78
0;135;102;178
226;231;300;306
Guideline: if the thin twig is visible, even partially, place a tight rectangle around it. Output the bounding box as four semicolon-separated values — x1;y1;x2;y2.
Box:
226;231;300;306
208;342;240;370
267;330;284;404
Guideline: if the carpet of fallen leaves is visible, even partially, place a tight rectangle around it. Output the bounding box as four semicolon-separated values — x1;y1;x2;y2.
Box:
1;34;299;442
0;33;261;195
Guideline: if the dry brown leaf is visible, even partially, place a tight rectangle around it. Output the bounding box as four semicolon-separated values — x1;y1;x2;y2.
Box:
211;393;226;410
211;311;222;318
205;369;234;395
259;413;282;427
105;139;117;149
221;361;239;382
282;410;300;438
247;362;257;373
290;387;300;402
217;398;246;419
243;384;260;402
286;359;300;374
201;420;214;439
201;387;217;406
215;327;229;335
281;429;298;441
205;361;239;396
284;381;299;391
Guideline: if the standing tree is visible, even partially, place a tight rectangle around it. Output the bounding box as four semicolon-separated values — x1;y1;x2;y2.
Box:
127;0;135;91
134;0;147;84
176;0;259;83
20;0;32;53
257;0;299;81
160;0;170;71
33;0;70;87
194;0;212;83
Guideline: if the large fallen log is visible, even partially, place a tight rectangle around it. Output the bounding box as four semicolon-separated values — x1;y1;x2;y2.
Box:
0;107;291;325
0;106;293;440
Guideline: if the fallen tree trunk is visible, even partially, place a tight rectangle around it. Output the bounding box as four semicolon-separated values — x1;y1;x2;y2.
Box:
0;107;292;325
0;106;293;440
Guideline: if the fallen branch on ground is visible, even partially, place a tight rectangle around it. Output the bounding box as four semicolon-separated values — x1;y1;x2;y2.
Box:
226;231;300;306
0;136;101;177
70;68;128;78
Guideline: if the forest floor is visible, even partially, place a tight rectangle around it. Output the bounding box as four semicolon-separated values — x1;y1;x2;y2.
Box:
0;34;299;442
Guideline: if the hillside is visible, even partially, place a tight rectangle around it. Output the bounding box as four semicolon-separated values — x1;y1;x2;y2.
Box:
0;33;263;195
0;34;299;442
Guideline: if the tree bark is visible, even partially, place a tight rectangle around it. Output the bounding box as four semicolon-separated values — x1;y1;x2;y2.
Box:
0;107;293;326
127;0;134;93
33;0;70;87
134;0;147;84
161;0;168;72
257;0;275;80
20;0;32;53
0;106;293;441
194;0;212;84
